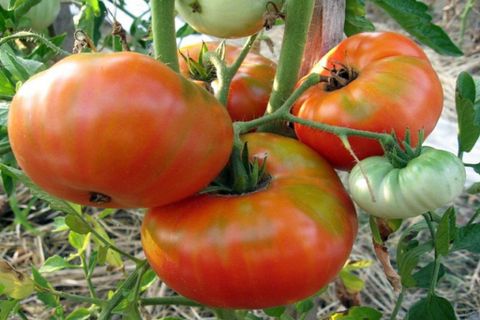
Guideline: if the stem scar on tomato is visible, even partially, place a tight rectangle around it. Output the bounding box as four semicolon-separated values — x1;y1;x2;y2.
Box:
188;0;202;13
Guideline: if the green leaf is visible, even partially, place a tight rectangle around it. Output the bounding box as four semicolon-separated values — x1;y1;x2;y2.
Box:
296;298;314;314
340;270;365;293
406;295;457;320
52;216;69;232
68;231;90;255
452;223;480;253
467;182;480;194
332;306;382;320
412;262;446;288
0;261;33;300
264;306;286;317
12;0;41;18
435;208;456;256
176;23;199;38
369;0;463;56
39;255;77;273
343;259;373;272
86;215;124;268
32;267;59;308
0;300;17;320
344;0;375;36
65;213;91;235
0;164;79;216
456;72;480;153
0;68;15;97
65;308;91;320
0;48;43;82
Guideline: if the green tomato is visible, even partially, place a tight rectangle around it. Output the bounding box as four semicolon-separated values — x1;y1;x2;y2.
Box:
175;0;284;38
348;147;466;219
0;0;61;31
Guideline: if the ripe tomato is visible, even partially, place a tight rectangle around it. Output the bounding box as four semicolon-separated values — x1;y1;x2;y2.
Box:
142;133;357;309
8;52;233;208
0;0;61;31
175;0;284;38
178;42;276;121
293;32;444;170
348;147;465;219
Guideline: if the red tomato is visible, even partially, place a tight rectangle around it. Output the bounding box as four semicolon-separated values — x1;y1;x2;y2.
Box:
178;42;276;121
142;133;357;309
293;32;443;170
8;52;233;208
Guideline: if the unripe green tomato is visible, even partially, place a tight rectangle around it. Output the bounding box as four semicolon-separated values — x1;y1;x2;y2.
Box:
175;0;284;38
0;0;61;31
348;147;466;219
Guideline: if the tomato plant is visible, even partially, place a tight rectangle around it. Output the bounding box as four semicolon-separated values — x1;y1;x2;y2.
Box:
348;147;466;219
0;0;61;31
178;42;276;121
293;32;444;170
8;52;233;208
175;0;284;38
142;133;357;309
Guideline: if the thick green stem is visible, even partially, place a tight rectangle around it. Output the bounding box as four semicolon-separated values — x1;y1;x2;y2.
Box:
141;296;202;307
150;0;179;72
258;0;315;132
423;213;441;299
389;287;406;320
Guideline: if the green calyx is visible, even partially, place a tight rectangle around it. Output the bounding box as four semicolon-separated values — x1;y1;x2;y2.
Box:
384;130;425;168
202;142;271;195
179;42;224;83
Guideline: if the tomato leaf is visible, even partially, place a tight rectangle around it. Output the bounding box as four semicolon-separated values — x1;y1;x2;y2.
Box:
344;0;375;36
68;231;91;256
0;48;44;82
0;300;18;320
331;306;382;320
451;223;480;253
435;207;456;256
405;295;457;320
295;298;315;314
39;255;77;274
467;182;480;194
412;262;446;288
0;68;15;97
176;23;199;38
340;270;365;293
456;72;480;153
369;0;463;56
65;213;91;235
11;0;41;18
264;306;286;317
0;261;34;300
32;267;59;308
65;308;91;320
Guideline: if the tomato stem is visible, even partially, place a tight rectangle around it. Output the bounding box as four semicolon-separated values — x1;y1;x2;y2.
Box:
423;213;442;300
150;0;179;72
389;287;406;320
208;35;258;106
141;296;202;307
258;0;316;133
0;31;70;56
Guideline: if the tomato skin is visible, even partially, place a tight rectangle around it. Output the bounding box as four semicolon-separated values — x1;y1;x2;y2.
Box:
8;52;233;208
293;32;444;170
348;147;465;219
175;0;283;39
178;43;276;121
0;0;61;30
142;133;357;309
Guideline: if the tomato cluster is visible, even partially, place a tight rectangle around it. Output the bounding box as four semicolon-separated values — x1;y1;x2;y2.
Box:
6;12;465;309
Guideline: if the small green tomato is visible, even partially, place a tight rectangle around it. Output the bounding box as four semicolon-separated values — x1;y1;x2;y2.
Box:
348;147;466;219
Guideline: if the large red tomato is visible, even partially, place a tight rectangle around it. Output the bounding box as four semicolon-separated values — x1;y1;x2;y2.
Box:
178;42;276;121
293;32;443;170
8;52;233;208
142;133;357;309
